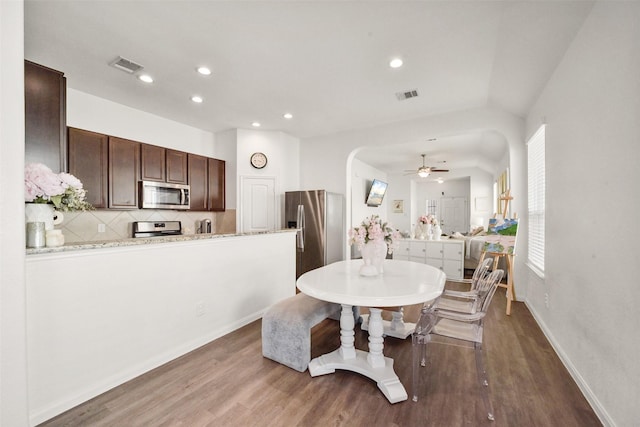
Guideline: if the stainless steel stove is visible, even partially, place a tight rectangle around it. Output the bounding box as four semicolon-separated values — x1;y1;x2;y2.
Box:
132;221;182;238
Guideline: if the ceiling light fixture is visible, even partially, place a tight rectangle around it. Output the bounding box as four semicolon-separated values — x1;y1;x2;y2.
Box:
191;95;203;103
437;178;444;184
197;66;211;75
138;74;153;83
283;113;293;119
389;58;403;68
418;170;430;178
252;122;261;127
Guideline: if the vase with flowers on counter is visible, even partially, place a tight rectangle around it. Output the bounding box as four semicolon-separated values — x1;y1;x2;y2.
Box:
348;214;400;276
24;163;93;248
416;214;439;240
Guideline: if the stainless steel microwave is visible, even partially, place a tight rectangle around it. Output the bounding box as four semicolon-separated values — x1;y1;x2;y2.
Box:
139;181;190;210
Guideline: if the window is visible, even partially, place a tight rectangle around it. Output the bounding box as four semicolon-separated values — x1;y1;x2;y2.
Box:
527;125;545;275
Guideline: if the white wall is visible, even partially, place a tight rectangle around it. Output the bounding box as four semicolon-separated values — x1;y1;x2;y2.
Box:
0;1;30;425
348;159;389;258
415;177;470;234
303;111;524;277
350;158;389;223
233;128;300;229
386;167;494;236
26;232;296;425
525;3;640;425
385;174;413;235
67;89;217;158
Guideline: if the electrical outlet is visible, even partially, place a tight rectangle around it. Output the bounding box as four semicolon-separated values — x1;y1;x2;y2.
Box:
97;223;106;233
544;293;550;308
195;301;205;317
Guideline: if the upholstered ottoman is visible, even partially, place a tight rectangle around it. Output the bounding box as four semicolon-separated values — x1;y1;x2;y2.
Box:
262;293;341;372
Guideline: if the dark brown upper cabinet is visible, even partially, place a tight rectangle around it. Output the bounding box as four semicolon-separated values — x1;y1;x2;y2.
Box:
166;150;188;184
140;144;166;182
141;145;188;185
208;158;226;212
108;137;140;209
68;128;108;208
25;60;67;172
188;153;208;211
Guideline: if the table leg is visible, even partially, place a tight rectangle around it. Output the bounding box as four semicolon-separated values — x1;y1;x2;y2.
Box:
367;308;386;368
339;304;356;359
361;306;416;339
390;307;404;332
307;305;408;404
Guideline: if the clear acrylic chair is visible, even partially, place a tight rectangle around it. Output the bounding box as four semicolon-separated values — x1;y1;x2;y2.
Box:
435;257;493;314
412;269;505;421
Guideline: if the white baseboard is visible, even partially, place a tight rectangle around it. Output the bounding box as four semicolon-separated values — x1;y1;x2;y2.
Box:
29;310;264;426
524;300;615;427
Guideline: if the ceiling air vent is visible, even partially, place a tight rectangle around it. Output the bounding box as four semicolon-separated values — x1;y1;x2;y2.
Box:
396;89;419;101
109;56;144;74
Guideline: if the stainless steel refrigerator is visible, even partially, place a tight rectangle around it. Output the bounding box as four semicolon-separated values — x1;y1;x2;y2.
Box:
285;190;344;279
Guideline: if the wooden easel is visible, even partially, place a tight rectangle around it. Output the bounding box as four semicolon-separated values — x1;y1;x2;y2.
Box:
480;190;517;316
478;250;515;315
498;189;513;218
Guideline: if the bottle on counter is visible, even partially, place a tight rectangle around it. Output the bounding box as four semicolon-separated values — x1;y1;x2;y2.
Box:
26;222;46;248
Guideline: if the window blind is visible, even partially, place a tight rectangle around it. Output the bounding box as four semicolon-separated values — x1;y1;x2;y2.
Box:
527;125;545;273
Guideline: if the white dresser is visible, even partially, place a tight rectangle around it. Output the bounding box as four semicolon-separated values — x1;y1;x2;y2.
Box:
395;238;465;280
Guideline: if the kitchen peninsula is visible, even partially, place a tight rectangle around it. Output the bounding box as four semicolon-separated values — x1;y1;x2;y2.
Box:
26;230;296;425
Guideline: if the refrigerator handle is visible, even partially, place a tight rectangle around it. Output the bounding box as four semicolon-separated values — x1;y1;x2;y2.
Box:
296;204;305;251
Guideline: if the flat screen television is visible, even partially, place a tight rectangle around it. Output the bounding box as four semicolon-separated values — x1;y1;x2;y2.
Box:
365;179;388;206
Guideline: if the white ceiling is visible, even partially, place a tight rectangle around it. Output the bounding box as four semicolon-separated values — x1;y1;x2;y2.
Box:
24;0;593;175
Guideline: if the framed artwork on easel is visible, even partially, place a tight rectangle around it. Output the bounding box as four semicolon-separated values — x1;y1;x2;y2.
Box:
483;217;518;255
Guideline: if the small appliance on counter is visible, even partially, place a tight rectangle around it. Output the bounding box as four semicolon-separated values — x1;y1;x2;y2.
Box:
132;221;182;238
198;219;212;234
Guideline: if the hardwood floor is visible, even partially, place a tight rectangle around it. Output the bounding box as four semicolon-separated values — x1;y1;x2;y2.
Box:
39;282;602;427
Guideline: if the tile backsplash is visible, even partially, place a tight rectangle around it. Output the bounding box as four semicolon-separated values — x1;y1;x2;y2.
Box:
58;209;237;243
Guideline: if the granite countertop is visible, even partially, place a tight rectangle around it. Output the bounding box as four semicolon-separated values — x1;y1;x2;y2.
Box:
26;229;296;255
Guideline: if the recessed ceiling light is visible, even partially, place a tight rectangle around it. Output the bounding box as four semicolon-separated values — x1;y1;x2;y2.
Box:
191;95;203;103
138;74;153;83
389;58;403;68
251;122;261;127
197;66;211;76
437;178;444;184
283;113;293;119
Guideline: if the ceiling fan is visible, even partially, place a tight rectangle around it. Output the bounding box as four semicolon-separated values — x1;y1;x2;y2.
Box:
405;154;450;178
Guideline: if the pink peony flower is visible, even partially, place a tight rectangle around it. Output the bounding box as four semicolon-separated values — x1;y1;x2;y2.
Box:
24;163;92;211
347;214;400;254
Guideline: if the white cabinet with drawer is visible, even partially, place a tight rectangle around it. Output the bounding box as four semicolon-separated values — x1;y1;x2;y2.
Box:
394;239;464;280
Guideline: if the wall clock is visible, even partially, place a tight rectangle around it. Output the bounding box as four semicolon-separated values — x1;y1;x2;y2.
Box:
250;152;268;169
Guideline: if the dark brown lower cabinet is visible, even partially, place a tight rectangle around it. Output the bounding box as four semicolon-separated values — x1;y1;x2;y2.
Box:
68;128;109;208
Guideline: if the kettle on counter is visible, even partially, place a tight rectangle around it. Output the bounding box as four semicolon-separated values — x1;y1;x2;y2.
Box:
198;219;212;234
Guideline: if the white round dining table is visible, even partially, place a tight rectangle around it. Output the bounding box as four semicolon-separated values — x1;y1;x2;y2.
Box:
297;259;446;404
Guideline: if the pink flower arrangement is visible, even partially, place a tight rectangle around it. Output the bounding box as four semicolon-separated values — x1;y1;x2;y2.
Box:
25;163;92;211
418;214;438;226
348;214;401;254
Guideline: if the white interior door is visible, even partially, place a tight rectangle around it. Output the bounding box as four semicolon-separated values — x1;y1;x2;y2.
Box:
440;197;468;234
240;177;276;233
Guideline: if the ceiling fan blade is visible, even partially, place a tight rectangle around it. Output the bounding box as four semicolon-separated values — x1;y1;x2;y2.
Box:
430;168;449;172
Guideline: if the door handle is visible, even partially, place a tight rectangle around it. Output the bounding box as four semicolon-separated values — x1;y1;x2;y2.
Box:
296;204;305;251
